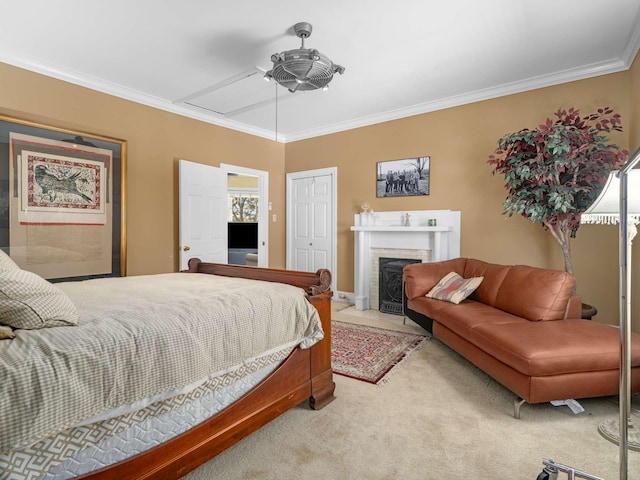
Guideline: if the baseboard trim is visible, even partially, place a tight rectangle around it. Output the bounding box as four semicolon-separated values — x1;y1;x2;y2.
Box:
334;291;355;304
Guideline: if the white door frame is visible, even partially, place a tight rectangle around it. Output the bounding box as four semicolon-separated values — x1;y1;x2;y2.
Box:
221;163;269;267
286;167;337;292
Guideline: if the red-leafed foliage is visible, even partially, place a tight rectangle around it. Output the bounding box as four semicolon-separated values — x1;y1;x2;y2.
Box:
487;107;628;274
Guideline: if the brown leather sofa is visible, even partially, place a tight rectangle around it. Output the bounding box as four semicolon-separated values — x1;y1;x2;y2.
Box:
403;258;640;417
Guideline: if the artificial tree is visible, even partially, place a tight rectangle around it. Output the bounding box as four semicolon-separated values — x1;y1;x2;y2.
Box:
487;107;628;275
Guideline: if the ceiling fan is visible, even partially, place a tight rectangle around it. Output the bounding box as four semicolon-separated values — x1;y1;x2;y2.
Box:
264;22;345;93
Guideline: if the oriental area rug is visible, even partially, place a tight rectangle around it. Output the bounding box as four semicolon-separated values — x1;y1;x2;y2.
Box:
331;321;428;385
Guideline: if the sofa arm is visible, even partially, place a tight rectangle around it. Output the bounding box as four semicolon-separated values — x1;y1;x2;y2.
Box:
403;258;467;299
565;295;582;319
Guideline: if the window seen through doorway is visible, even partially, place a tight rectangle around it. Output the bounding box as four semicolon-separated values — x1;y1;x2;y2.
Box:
227;173;259;223
228;192;258;222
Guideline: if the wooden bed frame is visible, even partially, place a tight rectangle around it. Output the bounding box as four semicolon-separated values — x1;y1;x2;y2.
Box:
78;259;335;479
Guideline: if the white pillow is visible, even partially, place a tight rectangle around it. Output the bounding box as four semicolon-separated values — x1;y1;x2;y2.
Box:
0;269;79;329
0;249;20;271
426;272;483;305
0;325;15;339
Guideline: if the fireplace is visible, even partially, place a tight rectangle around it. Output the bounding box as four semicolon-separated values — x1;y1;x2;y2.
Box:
379;257;421;315
350;210;461;311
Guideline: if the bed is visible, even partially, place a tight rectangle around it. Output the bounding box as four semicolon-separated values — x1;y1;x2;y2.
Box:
0;257;335;479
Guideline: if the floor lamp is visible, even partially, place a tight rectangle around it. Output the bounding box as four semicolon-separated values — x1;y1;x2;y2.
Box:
580;149;640;480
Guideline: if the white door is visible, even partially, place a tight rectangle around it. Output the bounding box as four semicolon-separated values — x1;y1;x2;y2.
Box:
287;168;337;290
179;159;227;270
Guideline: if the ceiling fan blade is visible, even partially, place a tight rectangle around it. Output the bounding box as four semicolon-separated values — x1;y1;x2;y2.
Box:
280;61;308;81
306;78;325;90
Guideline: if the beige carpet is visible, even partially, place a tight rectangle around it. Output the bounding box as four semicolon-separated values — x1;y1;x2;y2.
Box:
184;304;640;479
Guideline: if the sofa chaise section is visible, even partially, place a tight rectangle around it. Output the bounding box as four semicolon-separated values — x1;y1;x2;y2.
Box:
403;258;640;417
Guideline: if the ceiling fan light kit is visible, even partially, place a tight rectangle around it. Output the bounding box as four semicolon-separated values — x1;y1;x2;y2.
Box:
264;22;345;93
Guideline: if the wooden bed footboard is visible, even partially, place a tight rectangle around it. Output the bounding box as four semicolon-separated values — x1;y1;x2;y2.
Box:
184;258;333;296
79;260;335;480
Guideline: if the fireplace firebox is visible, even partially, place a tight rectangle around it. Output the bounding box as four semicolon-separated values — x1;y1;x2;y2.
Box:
379;257;422;315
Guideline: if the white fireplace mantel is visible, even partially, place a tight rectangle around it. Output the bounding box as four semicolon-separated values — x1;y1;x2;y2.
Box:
351;225;452;232
350;210;461;310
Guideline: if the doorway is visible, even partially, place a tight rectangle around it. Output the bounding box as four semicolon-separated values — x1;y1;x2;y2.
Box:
221;163;269;267
178;160;269;270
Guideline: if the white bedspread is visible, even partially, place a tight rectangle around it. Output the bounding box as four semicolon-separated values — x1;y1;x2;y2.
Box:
0;273;323;453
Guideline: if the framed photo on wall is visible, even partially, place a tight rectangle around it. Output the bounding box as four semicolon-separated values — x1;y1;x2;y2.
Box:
376;156;430;198
0;115;127;281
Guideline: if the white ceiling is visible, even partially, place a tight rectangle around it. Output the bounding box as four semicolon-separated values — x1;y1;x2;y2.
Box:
1;1;639;143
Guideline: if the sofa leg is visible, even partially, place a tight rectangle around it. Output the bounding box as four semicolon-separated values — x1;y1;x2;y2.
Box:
514;398;527;419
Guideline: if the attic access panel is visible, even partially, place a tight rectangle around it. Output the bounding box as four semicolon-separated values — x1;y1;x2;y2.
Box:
176;68;292;117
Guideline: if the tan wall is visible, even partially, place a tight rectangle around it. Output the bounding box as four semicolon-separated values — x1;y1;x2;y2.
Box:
228;174;259;189
0;62;287;274
2;55;639;330
286;71;637;330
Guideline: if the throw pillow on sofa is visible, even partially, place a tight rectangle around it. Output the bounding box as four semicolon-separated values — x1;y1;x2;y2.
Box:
426;272;483;304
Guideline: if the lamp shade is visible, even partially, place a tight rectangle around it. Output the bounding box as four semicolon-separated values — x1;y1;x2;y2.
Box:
581;169;640;225
577;151;640;474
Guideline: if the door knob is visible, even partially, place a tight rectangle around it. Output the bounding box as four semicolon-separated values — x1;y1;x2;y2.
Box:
183;245;191;252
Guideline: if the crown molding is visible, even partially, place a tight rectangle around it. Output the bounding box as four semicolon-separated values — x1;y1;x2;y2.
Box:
621;8;640;66
283;19;640;142
281;57;630;142
0;49;633;145
0;53;281;142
